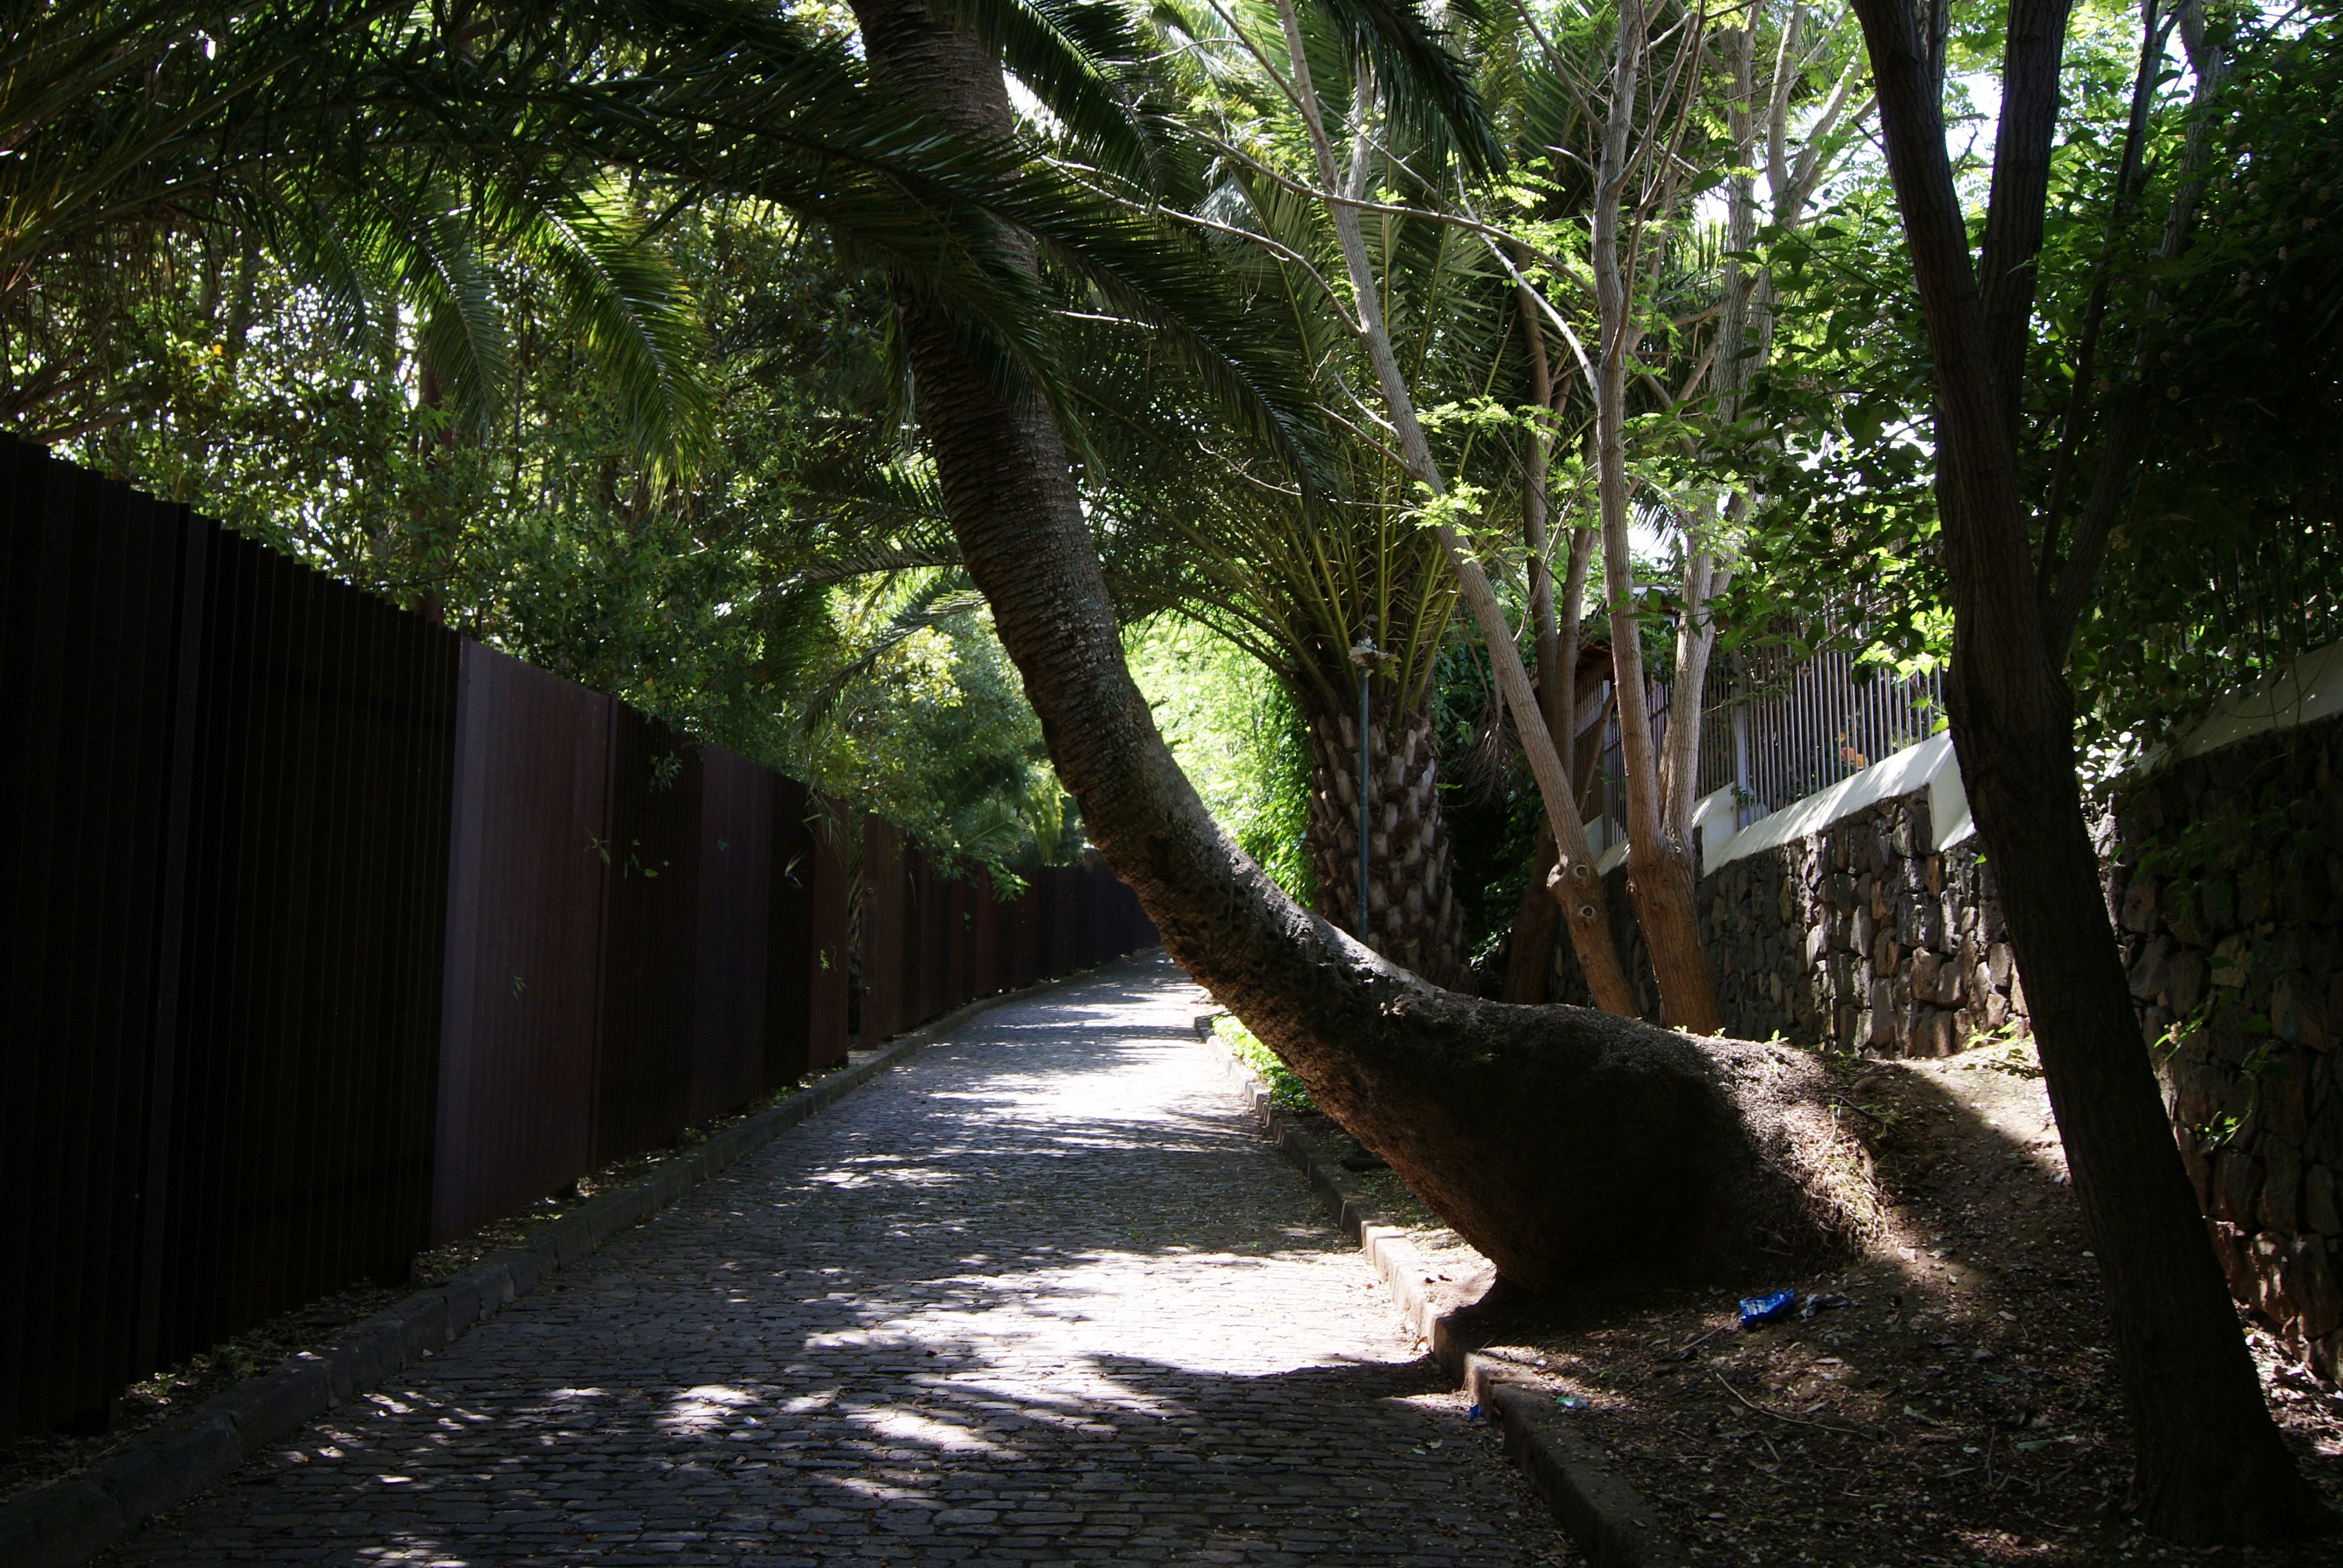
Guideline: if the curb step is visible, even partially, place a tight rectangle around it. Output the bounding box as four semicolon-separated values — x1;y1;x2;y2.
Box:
1198;1013;1691;1568
0;968;1128;1568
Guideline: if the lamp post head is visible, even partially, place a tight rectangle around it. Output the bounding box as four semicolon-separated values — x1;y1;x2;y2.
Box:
1349;638;1381;670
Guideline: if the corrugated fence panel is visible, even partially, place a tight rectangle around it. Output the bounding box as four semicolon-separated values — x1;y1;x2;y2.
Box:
764;779;819;1089
861;817;904;1045
1052;869;1080;977
972;878;1000;999
807;803;852;1071
431;644;611;1244
1010;877;1040;989
0;443;188;1436
157;528;456;1368
692;745;770;1124
903;848;939;1030
594;713;703;1163
765;785;851;1085
949;878;974;1008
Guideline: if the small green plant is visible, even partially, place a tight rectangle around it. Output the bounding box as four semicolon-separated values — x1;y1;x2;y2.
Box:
1212;1014;1315;1111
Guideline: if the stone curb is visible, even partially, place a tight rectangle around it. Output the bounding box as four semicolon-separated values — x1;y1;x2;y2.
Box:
1;964;1136;1568
1198;1015;1690;1568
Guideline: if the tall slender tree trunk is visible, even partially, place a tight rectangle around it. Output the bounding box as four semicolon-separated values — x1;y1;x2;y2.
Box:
1850;0;2330;1540
1591;0;1722;1034
844;0;1876;1293
1302;692;1467;988
1503;278;1599;1003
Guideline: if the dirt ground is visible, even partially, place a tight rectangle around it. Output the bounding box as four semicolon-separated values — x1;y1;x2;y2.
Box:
1446;1038;2343;1564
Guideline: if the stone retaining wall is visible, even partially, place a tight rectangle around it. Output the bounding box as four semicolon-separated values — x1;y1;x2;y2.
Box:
2112;711;2343;1377
1543;710;2343;1375
1548;793;2032;1055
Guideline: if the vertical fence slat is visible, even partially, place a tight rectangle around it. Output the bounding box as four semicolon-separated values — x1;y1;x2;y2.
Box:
861;817;904;1044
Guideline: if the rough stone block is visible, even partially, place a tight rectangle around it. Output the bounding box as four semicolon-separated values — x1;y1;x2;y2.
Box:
322;1319;406;1400
1924;1008;1957;1057
96;1413;243;1524
2267;1055;2315;1144
209;1359;331;1445
2128;935;2175;1002
1865;984;1902;1045
548;1213;597;1267
1909;950;1942;1007
2201;874;2237;932
2166;951;2207;1018
2238;865;2272;927
0;1477;126;1568
2302;1238;2343;1344
396;1292;453;1357
436;1264;507;1334
2260;1143;2304;1234
2213;1151;2264;1227
2208;1220;2255;1301
2273;971;2328;1051
2307;1165;2343;1237
499;1243;549;1298
2253;1231;2295;1326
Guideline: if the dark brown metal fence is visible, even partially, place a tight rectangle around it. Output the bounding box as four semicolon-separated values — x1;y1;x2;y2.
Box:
2;443;197;1436
433;644;611;1244
155;528;460;1371
0;440;1158;1442
851;835;1156;1047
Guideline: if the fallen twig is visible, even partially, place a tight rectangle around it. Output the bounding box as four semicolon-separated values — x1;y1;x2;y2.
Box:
1712;1371;1872;1437
1671;1322;1729;1361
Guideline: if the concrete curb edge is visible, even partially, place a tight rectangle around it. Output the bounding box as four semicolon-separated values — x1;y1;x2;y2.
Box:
2;963;1133;1568
1196;1015;1690;1568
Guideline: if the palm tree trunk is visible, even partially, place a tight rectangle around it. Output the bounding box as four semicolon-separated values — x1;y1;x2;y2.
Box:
1301;691;1465;988
842;0;1875;1293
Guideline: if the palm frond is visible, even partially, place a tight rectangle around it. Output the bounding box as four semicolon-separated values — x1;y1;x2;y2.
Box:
799;578;990;731
1314;0;1504;179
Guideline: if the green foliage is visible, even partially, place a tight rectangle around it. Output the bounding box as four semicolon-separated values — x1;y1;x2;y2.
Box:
1213;1013;1314;1111
1725;1;2341;772
1127;618;1315;903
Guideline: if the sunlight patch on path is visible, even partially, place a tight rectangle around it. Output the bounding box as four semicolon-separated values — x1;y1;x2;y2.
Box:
107;954;1570;1567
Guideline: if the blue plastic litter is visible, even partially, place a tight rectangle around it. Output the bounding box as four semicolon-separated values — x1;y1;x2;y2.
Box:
1466;1403;1483;1422
1738;1289;1797;1327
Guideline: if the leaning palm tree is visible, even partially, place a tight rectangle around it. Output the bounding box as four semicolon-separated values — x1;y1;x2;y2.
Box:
10;0;1877;1318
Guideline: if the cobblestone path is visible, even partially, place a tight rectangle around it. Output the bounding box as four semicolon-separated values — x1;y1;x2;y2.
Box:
111;955;1571;1566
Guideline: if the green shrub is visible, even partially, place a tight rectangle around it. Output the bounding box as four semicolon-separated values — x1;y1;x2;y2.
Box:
1211;1014;1314;1111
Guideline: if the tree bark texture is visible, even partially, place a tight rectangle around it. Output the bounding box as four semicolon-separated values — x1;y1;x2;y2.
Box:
1591;0;1723;1035
1850;0;2330;1540
847;0;1878;1295
1301;694;1466;988
1504;651;1611;1003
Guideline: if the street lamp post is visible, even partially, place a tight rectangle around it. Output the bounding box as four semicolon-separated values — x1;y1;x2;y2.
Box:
1348;638;1380;950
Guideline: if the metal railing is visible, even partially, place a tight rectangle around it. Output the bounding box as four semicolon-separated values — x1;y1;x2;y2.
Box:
1584;639;1948;846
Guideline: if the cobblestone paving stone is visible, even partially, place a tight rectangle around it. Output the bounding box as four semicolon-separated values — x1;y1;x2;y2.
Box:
108;955;1573;1567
